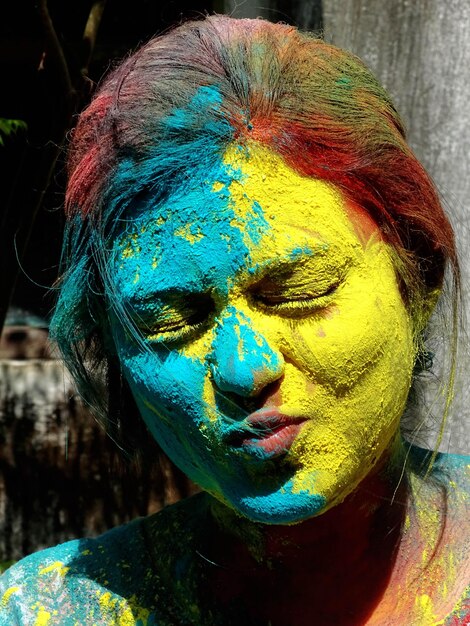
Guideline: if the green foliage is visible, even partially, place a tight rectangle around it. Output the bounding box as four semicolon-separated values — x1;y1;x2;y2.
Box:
0;560;16;573
0;118;27;146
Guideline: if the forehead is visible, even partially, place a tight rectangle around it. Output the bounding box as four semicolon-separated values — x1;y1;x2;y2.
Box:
112;143;378;298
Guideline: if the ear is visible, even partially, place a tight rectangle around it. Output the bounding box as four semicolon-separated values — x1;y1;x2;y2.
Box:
411;287;442;375
415;286;441;336
423;286;441;321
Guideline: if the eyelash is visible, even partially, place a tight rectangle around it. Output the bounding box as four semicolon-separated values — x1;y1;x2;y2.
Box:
144;319;206;343
254;282;340;317
136;296;216;344
137;282;340;343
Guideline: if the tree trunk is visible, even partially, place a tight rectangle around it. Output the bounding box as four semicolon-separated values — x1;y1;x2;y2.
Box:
218;0;322;30
0;358;195;562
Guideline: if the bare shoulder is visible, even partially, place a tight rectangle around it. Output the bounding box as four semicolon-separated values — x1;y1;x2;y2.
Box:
436;452;470;625
406;446;470;625
0;513;162;625
436;454;470;626
0;493;216;625
408;445;470;497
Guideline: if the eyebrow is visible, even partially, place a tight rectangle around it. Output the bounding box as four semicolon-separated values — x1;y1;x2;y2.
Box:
123;289;209;311
245;243;333;281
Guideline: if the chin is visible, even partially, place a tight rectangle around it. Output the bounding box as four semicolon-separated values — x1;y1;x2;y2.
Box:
221;480;329;525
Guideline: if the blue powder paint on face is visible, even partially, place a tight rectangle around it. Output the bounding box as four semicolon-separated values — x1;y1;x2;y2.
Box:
113;168;249;303
234;479;326;524
244;200;267;246
209;306;283;397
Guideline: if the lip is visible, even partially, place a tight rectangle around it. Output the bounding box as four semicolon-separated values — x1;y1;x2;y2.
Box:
226;409;307;458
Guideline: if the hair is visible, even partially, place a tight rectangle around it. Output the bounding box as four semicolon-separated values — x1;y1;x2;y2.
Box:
51;15;460;457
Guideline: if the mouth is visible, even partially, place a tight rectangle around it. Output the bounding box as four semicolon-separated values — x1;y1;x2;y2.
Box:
225;408;307;458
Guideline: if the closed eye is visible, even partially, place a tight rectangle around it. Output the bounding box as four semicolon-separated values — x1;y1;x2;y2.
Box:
252;280;341;317
133;293;215;343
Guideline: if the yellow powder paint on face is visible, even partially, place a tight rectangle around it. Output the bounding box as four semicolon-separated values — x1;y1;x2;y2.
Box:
162;141;416;510
289;243;413;501
120;233;141;259
212;181;225;193
215;142;415;508
174;223;204;245
201;370;220;423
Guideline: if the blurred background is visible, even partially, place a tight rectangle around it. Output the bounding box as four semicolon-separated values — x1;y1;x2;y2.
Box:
1;0;469;566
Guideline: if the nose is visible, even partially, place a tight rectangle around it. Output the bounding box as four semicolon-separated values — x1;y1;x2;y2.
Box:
209;306;284;397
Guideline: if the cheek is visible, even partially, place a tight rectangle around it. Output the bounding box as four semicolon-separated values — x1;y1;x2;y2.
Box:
285;256;415;501
117;345;211;428
118;348;226;490
283;255;414;393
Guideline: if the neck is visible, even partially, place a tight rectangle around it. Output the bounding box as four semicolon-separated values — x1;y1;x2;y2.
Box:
203;437;409;625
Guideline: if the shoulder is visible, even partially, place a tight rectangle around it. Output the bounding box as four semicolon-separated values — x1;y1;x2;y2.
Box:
0;516;159;625
407;446;469;550
0;495;211;626
410;447;470;626
443;584;470;625
408;445;470;490
406;445;470;528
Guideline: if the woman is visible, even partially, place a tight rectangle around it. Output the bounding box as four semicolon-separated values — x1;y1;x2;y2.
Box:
1;15;468;626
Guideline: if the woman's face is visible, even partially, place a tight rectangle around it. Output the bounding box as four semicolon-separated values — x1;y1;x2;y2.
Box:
108;143;415;524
